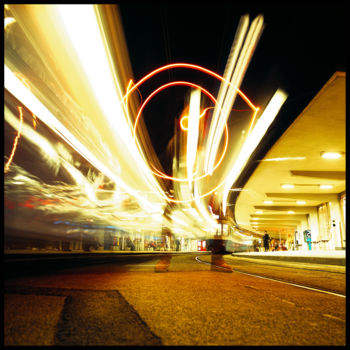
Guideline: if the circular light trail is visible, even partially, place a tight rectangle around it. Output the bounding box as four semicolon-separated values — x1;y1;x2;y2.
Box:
122;63;259;203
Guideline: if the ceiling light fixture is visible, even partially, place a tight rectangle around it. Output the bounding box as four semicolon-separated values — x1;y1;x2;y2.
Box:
320;184;333;189
320;151;343;159
281;184;294;189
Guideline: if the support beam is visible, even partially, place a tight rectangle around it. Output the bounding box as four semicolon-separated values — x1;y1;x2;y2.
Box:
265;193;338;201
290;170;345;180
254;206;315;212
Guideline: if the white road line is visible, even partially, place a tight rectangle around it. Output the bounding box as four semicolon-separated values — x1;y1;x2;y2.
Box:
124;265;156;267
195;256;345;298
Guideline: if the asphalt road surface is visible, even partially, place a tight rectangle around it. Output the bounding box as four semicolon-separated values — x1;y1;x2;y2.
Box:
4;252;346;346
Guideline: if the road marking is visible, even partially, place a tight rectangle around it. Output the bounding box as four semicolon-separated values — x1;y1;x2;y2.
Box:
232;269;346;298
124;264;156;267
322;314;345;322
195;256;345;298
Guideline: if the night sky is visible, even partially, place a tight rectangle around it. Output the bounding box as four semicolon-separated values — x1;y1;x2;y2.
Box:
118;1;346;161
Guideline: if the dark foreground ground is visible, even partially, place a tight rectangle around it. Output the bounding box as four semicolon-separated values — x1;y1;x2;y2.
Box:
4;252;346;346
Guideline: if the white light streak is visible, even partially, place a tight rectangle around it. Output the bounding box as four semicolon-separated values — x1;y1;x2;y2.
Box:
186;89;201;186
205;14;264;174
4;64;160;212
222;89;287;214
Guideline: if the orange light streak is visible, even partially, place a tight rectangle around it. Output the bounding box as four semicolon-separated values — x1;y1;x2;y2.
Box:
123;63;258;112
32;113;38;129
180;106;213;131
5;106;23;174
132;81;229;183
13;73;39;129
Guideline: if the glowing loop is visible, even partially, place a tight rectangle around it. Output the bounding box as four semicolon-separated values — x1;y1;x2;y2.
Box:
123;63;259;203
133;81;228;182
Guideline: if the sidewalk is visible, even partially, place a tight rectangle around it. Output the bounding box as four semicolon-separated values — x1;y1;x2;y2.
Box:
232;250;346;266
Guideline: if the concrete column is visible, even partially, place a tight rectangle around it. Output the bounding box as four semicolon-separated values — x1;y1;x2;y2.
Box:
307;208;319;250
328;199;344;249
299;216;309;251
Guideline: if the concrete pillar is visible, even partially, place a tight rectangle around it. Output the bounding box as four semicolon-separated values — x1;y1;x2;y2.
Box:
307;208;319;250
328;199;344;249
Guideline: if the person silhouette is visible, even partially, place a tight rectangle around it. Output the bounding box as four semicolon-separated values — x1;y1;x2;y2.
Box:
263;231;270;252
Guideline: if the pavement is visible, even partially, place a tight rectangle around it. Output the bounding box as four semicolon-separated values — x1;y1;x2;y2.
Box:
232;250;346;266
4;253;346;346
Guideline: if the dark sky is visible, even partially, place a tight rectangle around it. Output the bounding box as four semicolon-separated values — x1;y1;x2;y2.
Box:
118;1;346;160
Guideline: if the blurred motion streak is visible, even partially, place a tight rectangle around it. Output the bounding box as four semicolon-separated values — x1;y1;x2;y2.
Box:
222;90;287;214
205;14;264;175
4;5;286;246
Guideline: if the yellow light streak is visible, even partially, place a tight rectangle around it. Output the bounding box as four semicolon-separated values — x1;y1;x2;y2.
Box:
4;64;160;212
55;5;165;205
205;14;264;175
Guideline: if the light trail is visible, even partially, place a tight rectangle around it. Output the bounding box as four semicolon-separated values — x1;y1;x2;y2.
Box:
4;64;162;214
180;107;213;131
186;89;201;192
4;5;285;240
4;106;23;174
132;80;229;185
205;15;264;175
124;62;258;112
222;89;287;214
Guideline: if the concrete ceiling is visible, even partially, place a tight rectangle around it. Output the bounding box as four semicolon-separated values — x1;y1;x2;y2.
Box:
235;71;345;239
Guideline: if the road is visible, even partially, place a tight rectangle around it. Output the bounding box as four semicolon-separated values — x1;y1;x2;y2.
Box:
4;252;346;346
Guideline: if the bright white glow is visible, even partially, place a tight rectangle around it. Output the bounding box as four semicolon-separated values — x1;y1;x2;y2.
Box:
287;211;295;214
281;184;294;189
264;200;273;204
320;184;333;189
170;215;189;227
222;89;287;214
55;5;165;204
321;152;342;159
193;183;218;230
63;160;97;204
256;210;263;214
4;17;16;28
296;201;306;205
186;89;201;184
262;157;306;162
